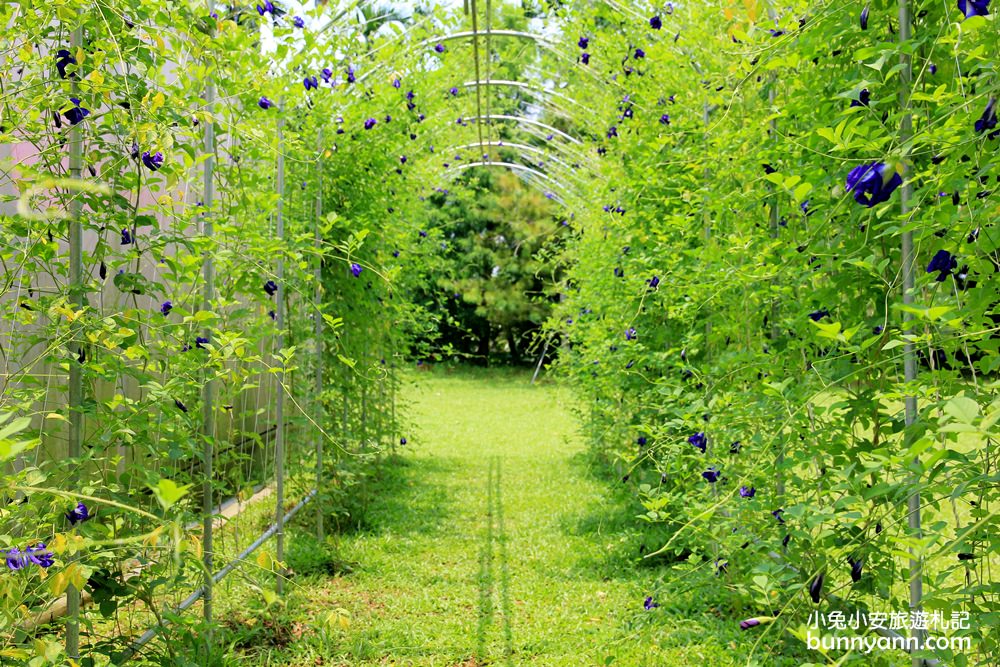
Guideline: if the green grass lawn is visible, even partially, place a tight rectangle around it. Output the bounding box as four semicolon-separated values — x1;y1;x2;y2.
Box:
213;367;804;666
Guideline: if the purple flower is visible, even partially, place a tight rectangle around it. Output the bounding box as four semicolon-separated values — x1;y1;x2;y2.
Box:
849;557;863;582
120;228;133;245
809;573;824;603
974;97;997;138
647;276;660;288
195;336;209;349
434;43;446;53
141;151;164;171
64;98;90;125
739;485;756;498
364;118;377;130
304;76;319;91
5;547;26;571
929;63;937;74
66;502;90;525
174;398;188;413
637;436;647;446
607;126;618;138
346;66;356;83
772;508;785;524
392;78;401;88
650;15;662;29
958;0;990;18
578;36;589;48
845;162;902;207
292;15;304;28
659;114;670;125
740;618;761;631
643;596;659;610
860;4;870;29
449;86;459;96
419;230;428;238
730;441;741;454
873;325;884;334
581;52;590;65
55;49;76;78
321;68;333;82
689;432;707;452
256;0;274;15
385;114;392;123
850;88;871;107
160;300;172;315
808;308;830;321
625;327;637;341
702;467;721;483
268;310;276;320
613;266;623;277
393;250;400;257
258;96;273;109
400;437;407;445
926;249;957;281
350;262;363;277
406;90;416;101
26;544;54;568
264;279;278;296
634;48;645;59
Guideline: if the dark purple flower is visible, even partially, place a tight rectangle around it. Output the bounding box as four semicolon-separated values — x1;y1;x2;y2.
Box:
578;36;589;48
141;151;164;171
634;48;645;59
350;262;363;277
174;398;188;413
292;15;304;28
808;308;830;321
873;325;883;334
860;4;870;29
66;502;90;525
434;43;445;53
637;436;647;446
850;88;871;107
659;113;670;125
55;49;76;78
613;266;623;277
650;15;662;29
643;596;659;610
974;98;997;137
607;126;618;138
26;544;54;568
264;279;278;296
392;78;401;88
304;76;318;91
258;96;273;109
581;52;590;65
346;66;356;83
419;230;428;238
321;68;333;82
740;618;761;630
958;0;990;18
449;86;459;96
385;114;392;123
256;0;274;15
809;573;824;603
929;63;937;74
689;432;707;453
364;117;377;130
120;228;133;245
406;90;416;101
268;310;276;320
845;162;903;207
849;557;863;582
64;98;90;125
730;441;741;454
195;336;209;349
739;485;756;498
926;249;957;281
5;547;26;571
702;467;721;483
772;508;785;524
393;250;400;257
625;327;637;340
400;437;407;445
160;300;172;315
716;559;729;575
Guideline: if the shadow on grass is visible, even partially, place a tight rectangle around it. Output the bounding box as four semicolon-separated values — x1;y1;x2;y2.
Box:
338;453;456;537
560;449;691;579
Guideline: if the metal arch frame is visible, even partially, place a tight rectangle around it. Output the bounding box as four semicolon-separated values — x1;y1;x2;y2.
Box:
468;114;581;144
443;161;575;202
445;141;588;183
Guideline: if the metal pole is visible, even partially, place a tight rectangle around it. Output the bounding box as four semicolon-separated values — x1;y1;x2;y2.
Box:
66;23;84;663
898;0;924;663
313;129;324;542
274;112;286;595
768;82;784;501
200;0;217;641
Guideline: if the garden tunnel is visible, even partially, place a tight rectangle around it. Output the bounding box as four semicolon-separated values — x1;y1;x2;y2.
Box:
0;0;998;665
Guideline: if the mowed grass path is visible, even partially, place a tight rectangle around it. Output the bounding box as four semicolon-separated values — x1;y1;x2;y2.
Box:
268;369;762;666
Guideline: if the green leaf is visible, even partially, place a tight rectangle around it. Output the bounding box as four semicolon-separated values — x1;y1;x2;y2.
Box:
150;479;192;511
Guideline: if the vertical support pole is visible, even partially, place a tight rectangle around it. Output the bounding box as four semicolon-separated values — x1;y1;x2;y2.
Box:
275;112;286;595
360;335;368;447
313;129;324;542
200;0;217;640
768;82;785;502
65;23;84;663
898;0;923;662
